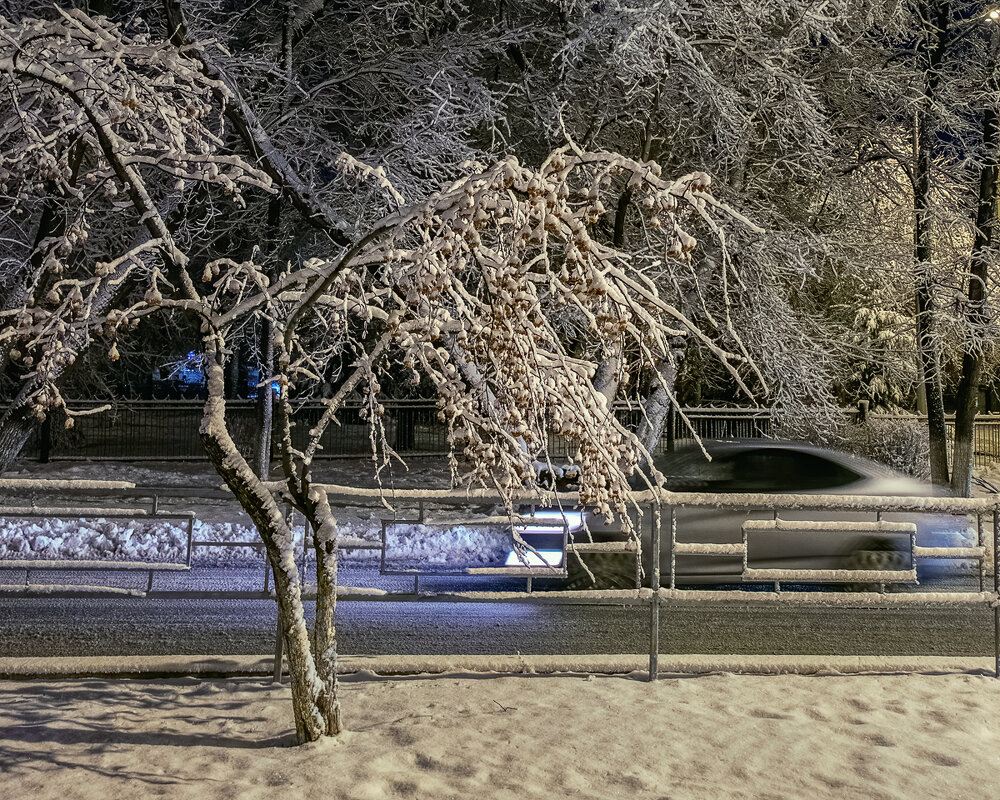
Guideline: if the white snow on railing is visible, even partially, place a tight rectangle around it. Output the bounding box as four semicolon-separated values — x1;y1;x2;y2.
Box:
674;542;745;555
303;482;997;516
743;568;917;583
0;479;136;491
570;541;638;553
0;506;151;517
742;519;917;533
913;546;985;559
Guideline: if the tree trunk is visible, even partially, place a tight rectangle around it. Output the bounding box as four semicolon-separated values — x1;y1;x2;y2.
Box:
913;0;952;487
0;404;37;472
950;29;998;497
200;336;337;742
592;343;622;405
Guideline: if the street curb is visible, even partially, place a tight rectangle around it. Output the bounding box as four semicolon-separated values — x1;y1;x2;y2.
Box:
0;653;996;680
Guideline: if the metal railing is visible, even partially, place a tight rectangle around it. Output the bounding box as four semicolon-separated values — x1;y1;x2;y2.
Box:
1;481;998;679
279;486;1000;681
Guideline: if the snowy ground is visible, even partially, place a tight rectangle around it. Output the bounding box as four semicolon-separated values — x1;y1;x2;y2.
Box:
1;455;455;490
2;670;999;800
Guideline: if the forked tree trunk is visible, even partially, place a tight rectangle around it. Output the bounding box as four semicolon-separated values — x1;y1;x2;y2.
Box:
200;337;339;741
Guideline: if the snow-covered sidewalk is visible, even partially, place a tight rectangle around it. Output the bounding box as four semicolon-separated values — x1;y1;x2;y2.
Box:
2;670;999;800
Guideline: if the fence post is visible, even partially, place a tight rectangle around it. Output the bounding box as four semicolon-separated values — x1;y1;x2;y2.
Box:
994;506;999;679
39;413;51;463
649;502;662;681
665;404;676;453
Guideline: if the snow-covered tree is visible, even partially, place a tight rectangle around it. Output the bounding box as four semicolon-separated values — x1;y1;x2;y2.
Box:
0;0;537;466
0;9;759;741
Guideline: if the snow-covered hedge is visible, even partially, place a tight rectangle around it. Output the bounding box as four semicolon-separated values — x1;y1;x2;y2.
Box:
837;418;930;480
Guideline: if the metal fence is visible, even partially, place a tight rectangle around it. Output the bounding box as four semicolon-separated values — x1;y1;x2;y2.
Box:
233;487;1000;681
16;401;777;461
870;414;1000;469
11;400;1000;467
949;418;1000;467
19;400;448;461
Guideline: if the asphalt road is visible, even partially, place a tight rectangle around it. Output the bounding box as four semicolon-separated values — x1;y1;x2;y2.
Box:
0;575;995;659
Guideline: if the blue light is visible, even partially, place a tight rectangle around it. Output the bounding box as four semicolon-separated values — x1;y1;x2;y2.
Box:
521;510;585;530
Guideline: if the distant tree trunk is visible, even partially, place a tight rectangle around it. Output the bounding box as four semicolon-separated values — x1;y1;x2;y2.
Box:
224;348;240;399
951;29;999;497
637;342;684;463
592;342;622;405
252;191;285;478
913;0;952;487
0;403;36;472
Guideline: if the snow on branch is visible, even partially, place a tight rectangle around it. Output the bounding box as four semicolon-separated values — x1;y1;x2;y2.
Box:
0;10;272;213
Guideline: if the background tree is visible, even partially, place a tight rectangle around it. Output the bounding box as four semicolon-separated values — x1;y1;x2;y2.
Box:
4;2;999;480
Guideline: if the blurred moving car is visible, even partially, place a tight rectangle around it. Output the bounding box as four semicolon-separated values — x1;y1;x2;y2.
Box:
545;440;971;587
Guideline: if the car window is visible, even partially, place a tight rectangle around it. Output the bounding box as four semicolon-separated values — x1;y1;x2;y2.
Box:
726;449;861;492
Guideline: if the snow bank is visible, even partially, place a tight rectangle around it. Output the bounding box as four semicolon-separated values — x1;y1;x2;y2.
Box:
0;514;515;569
384;523;509;569
0;516;194;563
